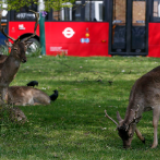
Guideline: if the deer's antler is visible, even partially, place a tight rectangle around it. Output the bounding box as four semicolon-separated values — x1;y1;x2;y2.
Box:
0;10;15;42
23;10;39;42
104;110;118;126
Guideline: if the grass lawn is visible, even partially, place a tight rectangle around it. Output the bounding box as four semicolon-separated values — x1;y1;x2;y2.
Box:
1;55;160;160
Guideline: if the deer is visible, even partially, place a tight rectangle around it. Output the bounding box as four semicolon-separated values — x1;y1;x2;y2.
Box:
104;65;160;149
0;10;39;102
9;107;27;124
1;106;27;124
0;54;8;64
4;86;58;106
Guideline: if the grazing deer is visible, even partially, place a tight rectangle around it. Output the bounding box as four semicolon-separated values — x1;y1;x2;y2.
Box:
5;86;58;106
0;10;39;101
104;65;160;149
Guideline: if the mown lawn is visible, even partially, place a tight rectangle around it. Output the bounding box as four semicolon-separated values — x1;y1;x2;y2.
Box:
1;55;160;160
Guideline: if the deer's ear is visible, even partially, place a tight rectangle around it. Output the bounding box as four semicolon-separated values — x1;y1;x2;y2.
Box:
5;40;13;48
25;41;33;48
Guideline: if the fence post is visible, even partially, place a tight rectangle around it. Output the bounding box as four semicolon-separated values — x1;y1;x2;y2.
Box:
39;12;46;55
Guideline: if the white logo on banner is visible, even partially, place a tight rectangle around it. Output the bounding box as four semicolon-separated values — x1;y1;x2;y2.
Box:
18;24;25;30
62;27;75;38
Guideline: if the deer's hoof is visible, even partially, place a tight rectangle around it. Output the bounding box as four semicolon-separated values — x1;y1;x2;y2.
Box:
151;144;158;149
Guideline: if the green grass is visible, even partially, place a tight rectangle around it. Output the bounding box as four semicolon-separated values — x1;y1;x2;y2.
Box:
1;55;160;160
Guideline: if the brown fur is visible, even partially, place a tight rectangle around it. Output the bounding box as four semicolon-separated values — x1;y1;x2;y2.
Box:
105;65;160;148
9;107;27;123
0;10;39;102
0;55;8;64
0;40;30;101
6;86;50;106
0;41;27;86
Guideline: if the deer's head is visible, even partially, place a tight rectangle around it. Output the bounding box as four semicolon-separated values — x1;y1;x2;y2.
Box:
0;10;39;63
4;39;32;63
104;109;139;148
9;107;27;124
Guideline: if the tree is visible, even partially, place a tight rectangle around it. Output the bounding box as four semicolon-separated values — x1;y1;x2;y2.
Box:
1;0;76;11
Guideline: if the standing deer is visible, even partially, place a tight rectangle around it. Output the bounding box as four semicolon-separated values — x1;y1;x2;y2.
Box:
105;65;160;148
0;10;39;102
0;55;8;64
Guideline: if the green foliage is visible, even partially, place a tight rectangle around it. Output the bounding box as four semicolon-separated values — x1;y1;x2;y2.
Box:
1;56;160;159
5;0;34;10
43;0;76;12
0;45;41;57
26;45;41;58
0;45;9;55
2;0;75;11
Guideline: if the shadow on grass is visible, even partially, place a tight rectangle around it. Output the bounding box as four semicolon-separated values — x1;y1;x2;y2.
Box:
2;55;160;159
1;97;156;158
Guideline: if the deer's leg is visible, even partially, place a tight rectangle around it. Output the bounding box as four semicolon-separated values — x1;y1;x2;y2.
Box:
1;87;8;103
151;107;160;148
135;127;145;144
0;87;5;105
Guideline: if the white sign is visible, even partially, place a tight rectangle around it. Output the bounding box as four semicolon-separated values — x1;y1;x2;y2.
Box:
50;47;68;54
50;47;62;51
62;27;75;38
18;24;25;30
16;13;35;20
